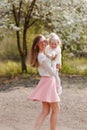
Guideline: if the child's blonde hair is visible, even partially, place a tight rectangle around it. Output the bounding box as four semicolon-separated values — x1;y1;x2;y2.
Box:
49;33;62;46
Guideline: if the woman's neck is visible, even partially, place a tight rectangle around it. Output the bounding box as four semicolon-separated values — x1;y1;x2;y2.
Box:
39;50;44;53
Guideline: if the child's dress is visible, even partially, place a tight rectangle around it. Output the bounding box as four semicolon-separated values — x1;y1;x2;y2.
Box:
28;52;60;102
45;45;62;95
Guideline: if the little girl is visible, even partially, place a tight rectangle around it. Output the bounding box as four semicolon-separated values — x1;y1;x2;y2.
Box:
45;33;62;95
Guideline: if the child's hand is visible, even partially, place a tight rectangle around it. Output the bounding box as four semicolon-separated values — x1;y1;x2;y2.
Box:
52;54;57;60
45;53;52;59
56;64;61;69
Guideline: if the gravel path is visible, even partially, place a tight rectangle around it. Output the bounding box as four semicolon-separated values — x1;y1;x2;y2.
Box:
0;76;87;130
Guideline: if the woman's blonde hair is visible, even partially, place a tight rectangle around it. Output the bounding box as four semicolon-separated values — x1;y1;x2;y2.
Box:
29;35;42;67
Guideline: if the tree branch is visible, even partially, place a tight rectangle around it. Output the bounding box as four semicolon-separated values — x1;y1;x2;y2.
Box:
18;0;22;25
25;0;36;27
11;3;22;54
12;4;18;26
27;19;37;28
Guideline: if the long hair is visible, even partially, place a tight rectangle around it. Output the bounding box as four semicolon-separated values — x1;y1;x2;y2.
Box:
29;35;42;67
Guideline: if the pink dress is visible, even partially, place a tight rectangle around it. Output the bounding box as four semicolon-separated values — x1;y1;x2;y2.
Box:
28;53;60;102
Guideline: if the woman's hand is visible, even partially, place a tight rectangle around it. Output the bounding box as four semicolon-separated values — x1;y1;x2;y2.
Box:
56;64;61;70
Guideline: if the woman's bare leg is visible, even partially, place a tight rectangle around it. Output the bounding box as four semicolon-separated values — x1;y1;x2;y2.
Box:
34;102;50;130
50;102;60;130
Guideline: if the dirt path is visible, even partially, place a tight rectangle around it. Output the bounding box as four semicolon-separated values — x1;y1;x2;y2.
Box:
0;76;87;130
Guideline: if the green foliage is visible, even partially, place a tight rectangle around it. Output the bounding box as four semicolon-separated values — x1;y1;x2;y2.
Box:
27;64;38;75
0;0;87;56
0;61;21;76
0;57;87;77
0;35;20;61
27;21;45;50
61;57;87;76
61;64;77;75
0;22;44;62
0;0;87;73
0;61;38;77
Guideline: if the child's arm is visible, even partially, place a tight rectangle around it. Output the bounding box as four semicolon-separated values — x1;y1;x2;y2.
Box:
45;53;53;60
45;52;57;60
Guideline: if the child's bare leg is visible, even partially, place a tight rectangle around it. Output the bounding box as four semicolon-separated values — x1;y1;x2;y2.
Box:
34;102;50;130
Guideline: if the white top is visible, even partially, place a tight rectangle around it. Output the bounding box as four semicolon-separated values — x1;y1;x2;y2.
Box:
38;53;56;77
45;45;62;66
38;52;62;95
45;45;62;95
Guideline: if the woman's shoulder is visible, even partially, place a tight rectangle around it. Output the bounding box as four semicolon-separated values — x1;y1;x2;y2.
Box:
38;53;46;63
38;52;46;58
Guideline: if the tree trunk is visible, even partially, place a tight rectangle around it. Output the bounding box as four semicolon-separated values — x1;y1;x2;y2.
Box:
12;1;37;73
61;43;66;66
16;31;27;73
21;28;28;73
20;54;27;73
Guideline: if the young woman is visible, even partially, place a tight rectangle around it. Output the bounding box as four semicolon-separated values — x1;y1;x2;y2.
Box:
28;34;60;130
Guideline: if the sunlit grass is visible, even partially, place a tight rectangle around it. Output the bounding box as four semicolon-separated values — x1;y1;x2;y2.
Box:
0;61;21;76
0;57;87;77
0;61;38;77
61;57;87;76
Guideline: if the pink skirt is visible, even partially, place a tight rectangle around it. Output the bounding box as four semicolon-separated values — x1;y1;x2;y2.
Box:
28;76;60;102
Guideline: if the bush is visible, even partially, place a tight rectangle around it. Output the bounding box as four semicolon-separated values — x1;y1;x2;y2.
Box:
0;61;21;76
0;36;20;61
61;57;87;76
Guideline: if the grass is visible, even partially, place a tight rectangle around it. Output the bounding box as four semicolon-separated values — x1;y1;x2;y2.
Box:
0;57;87;77
61;57;87;76
0;61;38;77
0;61;21;77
